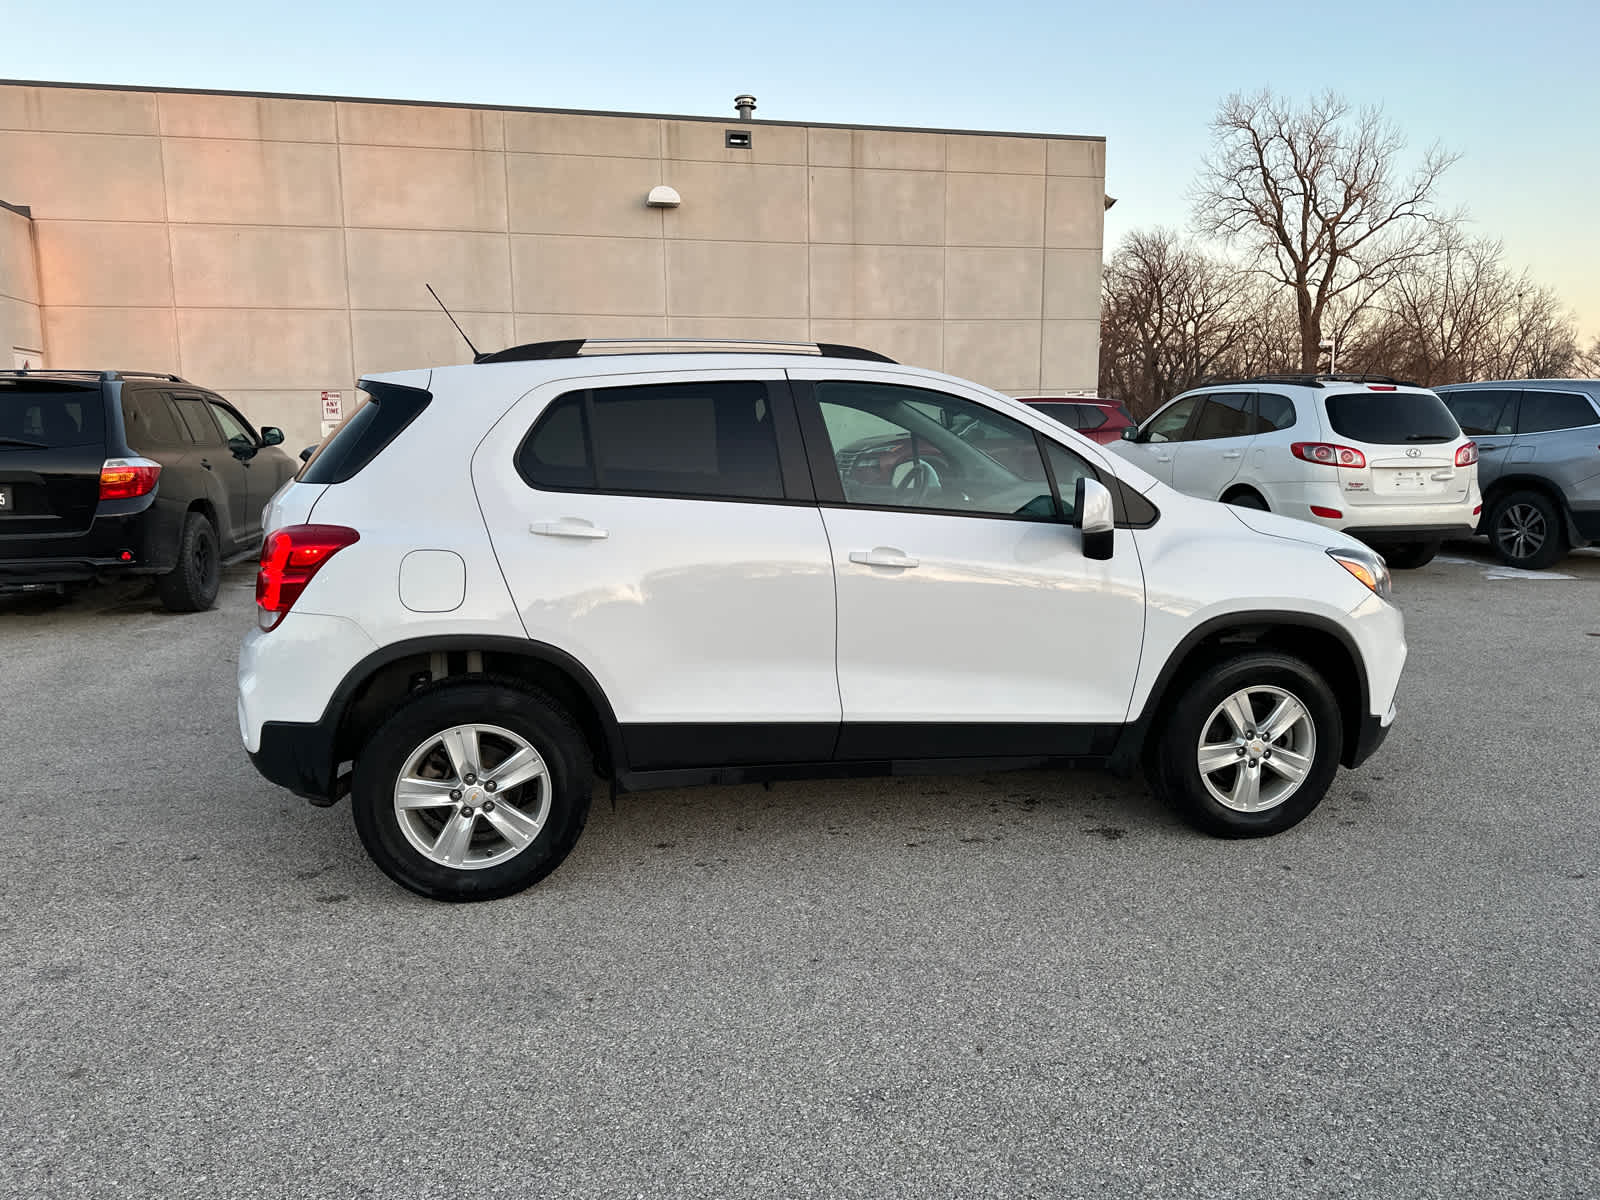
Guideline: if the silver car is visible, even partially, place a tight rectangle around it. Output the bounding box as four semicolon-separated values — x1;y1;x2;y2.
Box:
1435;380;1600;568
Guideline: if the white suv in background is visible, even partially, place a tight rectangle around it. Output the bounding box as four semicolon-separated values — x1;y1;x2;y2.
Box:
239;340;1406;902
1111;375;1481;568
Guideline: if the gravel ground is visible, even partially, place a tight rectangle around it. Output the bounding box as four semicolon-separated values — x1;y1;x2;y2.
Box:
2;541;1596;1199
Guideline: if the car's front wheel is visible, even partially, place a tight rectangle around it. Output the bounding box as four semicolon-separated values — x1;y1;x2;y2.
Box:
1151;652;1343;838
351;681;594;901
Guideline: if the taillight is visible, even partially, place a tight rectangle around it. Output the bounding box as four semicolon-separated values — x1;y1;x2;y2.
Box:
99;457;161;500
1291;442;1367;468
256;524;359;629
1456;442;1479;466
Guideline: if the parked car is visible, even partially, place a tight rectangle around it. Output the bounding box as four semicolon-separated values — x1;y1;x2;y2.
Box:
1434;379;1600;569
239;339;1406;902
1109;375;1481;568
0;369;297;610
1017;396;1136;444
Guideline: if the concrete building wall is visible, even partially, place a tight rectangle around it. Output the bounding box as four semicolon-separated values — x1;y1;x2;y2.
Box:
0;81;1105;450
0;202;44;366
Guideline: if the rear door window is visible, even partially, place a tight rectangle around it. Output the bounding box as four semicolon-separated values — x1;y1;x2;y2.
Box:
173;396;224;445
1323;390;1460;445
0;382;105;447
517;380;786;501
1441;389;1518;436
1189;393;1255;440
1517;390;1600;434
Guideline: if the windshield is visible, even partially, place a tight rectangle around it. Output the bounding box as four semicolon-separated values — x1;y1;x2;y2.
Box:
0;381;105;448
1323;390;1459;445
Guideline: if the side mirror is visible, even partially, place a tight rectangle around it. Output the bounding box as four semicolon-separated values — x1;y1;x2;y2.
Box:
1120;426;1139;442
299;445;316;463
1074;477;1115;561
261;426;285;446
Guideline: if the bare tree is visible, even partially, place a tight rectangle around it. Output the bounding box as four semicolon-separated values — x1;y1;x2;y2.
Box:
1098;230;1257;415
1576;335;1600;377
1194;90;1458;370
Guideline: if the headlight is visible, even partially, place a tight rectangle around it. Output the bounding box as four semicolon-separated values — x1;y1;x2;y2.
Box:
1328;548;1392;601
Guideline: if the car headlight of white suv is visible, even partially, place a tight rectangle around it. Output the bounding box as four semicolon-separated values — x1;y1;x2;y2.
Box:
1328;547;1393;601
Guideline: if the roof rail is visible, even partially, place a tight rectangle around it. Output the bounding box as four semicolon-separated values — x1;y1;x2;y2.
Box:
0;368;187;382
1239;373;1418;388
473;338;897;365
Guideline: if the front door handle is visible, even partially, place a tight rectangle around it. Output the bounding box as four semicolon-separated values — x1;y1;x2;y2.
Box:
1152;452;1173;462
1476;442;1505;451
200;458;213;470
849;548;919;568
531;519;609;540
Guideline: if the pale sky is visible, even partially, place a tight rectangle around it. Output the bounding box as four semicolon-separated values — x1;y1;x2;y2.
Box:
11;0;1599;338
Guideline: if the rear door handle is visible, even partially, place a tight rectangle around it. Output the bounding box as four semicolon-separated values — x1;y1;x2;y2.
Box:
200;458;212;470
1222;451;1242;460
1152;452;1173;462
849;548;919;568
531;519;609;540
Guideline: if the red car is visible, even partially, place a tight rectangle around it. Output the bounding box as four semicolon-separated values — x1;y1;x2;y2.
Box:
1017;396;1135;444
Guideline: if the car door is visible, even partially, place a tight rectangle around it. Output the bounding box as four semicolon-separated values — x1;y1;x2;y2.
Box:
205;396;281;538
1510;386;1600;491
1118;394;1200;483
1170;391;1257;499
1441;388;1519;493
789;368;1146;751
170;392;247;548
470;369;841;769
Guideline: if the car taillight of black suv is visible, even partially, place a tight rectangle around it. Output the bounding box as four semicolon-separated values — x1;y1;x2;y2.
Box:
0;369;299;611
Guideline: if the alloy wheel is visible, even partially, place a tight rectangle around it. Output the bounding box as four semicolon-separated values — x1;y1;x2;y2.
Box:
393;723;551;870
1195;685;1317;813
1497;503;1547;561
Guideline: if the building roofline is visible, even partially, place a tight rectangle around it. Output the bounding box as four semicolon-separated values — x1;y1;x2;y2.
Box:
0;77;1106;143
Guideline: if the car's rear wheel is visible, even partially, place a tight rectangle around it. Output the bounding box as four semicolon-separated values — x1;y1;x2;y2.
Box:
1150;652;1343;838
1380;541;1439;569
1488;490;1567;570
156;511;220;612
1223;489;1269;511
351;681;593;901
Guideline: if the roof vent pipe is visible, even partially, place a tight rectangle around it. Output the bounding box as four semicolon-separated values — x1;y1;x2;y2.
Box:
734;94;757;121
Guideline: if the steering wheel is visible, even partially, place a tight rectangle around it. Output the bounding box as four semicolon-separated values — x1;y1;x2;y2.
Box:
892;456;940;499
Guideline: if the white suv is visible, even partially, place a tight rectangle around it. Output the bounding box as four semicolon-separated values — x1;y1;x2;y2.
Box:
1111;375;1481;568
238;341;1406;901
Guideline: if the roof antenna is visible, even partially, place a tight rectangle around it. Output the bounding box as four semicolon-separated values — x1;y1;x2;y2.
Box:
426;283;484;362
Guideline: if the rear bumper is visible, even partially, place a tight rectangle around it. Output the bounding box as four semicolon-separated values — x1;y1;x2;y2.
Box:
0;508;175;587
1342;524;1476;545
249;718;341;805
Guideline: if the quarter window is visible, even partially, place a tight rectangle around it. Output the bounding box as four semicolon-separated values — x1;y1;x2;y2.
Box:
517;381;786;501
1254;393;1297;433
1441;390;1518;436
1517;390;1599;434
813;381;1054;519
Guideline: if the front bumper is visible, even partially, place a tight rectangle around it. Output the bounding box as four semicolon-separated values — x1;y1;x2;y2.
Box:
1348;701;1397;768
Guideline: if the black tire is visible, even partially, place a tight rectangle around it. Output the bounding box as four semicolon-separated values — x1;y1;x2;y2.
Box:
1150;652;1343;838
1488;489;1567;570
1223;489;1269;511
351;681;594;902
156;511;221;612
1381;541;1439;570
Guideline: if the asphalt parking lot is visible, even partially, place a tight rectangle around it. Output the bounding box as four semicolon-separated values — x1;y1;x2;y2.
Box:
2;542;1597;1199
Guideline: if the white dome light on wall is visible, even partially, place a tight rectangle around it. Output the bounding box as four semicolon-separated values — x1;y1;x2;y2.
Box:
646;185;681;208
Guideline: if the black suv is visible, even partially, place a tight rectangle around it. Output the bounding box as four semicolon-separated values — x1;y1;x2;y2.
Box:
0;370;298;610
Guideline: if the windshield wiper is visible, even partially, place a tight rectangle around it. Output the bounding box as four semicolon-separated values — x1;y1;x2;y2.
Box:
0;436;48;448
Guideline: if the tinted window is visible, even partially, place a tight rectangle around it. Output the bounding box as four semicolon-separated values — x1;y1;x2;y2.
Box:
1518;390;1599;434
1323;390;1459;445
173;396;222;445
518;393;593;489
1255;393;1297;433
1440;389;1517;436
300;381;434;485
814;381;1052;518
0;381;104;447
1190;393;1254;440
1142;396;1199;443
1027;403;1082;430
1074;405;1108;431
120;389;185;447
518;381;784;501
